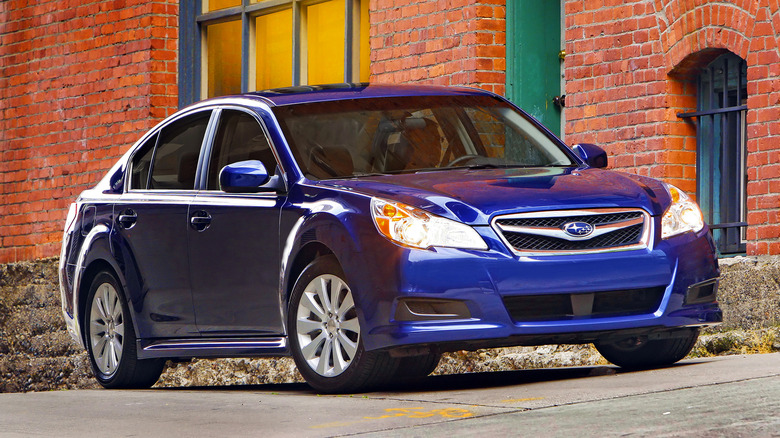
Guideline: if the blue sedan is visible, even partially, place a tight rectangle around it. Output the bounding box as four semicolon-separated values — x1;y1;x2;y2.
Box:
59;84;721;393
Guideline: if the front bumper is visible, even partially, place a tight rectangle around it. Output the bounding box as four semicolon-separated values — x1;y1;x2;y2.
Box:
352;226;721;352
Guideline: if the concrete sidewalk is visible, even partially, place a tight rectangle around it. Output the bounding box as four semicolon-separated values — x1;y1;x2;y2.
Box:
1;353;778;437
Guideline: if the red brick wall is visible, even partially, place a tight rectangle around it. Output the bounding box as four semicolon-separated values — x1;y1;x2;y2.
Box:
370;0;506;95
0;0;179;263
3;0;780;262
564;0;780;255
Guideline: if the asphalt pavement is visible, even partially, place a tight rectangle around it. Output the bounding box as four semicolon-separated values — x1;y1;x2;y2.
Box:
1;353;778;437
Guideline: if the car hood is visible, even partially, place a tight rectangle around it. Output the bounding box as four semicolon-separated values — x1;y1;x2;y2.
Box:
314;167;671;225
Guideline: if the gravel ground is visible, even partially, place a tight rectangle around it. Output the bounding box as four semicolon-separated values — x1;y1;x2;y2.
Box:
1;257;778;393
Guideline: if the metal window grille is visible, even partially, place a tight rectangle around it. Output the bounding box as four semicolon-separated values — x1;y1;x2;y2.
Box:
678;53;748;255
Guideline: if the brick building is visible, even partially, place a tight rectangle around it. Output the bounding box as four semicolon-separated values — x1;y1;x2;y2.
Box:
1;0;779;263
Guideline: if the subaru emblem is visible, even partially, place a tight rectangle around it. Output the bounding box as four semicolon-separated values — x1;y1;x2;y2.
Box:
562;221;594;238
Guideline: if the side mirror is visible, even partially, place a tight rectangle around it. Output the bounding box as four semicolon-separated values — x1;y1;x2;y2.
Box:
572;143;608;168
219;160;272;193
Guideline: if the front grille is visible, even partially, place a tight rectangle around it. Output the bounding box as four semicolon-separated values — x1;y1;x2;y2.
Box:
502;224;642;252
496;211;642;229
503;287;666;322
492;209;649;255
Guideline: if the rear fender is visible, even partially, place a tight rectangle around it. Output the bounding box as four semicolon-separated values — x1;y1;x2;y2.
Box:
70;225;130;348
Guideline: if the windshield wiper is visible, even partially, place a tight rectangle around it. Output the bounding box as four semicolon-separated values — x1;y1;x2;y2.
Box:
351;169;416;178
453;163;575;170
456;163;507;170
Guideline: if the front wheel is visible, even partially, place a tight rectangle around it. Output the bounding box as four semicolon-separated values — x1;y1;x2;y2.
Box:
595;328;700;370
85;271;164;389
288;255;398;393
392;352;441;382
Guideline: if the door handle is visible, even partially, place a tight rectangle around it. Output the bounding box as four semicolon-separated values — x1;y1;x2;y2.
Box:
117;209;137;229
190;211;212;231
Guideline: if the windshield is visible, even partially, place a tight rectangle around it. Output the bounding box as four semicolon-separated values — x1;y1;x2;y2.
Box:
273;95;576;180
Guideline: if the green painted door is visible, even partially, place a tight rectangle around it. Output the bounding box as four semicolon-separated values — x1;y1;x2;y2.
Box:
506;1;562;136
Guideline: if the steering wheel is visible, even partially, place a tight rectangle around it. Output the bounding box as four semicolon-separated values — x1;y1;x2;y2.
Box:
308;143;340;177
447;154;481;167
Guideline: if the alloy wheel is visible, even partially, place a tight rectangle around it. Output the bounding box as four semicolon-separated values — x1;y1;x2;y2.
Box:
295;274;360;377
89;281;125;377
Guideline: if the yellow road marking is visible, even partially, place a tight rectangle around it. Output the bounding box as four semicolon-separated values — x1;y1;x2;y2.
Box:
311;406;475;429
501;397;545;403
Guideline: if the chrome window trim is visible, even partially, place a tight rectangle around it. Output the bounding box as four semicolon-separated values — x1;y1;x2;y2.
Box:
491;208;653;256
191;193;279;208
118;191;199;204
116;191;280;208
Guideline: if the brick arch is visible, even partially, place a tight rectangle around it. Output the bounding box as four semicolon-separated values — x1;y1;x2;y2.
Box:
652;1;755;196
654;0;755;72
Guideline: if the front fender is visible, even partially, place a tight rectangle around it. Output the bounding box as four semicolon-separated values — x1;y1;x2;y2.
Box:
280;201;368;301
281;187;397;331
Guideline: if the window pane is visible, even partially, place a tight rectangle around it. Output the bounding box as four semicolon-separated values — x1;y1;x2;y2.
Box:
206;0;241;12
208;110;277;190
150;112;211;190
130;134;157;190
273;96;574;180
256;9;293;90
207;20;242;98
306;0;345;84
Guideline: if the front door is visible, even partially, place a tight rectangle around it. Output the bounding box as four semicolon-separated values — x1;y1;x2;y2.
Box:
188;108;285;335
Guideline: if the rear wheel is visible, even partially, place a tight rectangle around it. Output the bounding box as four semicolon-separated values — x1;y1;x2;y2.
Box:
595;328;700;370
85;271;164;389
288;255;398;393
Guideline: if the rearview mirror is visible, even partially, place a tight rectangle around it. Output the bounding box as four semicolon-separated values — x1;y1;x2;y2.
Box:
572;143;608;168
219;160;271;193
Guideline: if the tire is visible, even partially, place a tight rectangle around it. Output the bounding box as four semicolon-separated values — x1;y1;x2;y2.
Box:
392;352;441;382
595;328;700;370
85;271;164;389
288;255;398;393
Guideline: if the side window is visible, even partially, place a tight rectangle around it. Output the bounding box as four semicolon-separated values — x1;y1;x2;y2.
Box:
130;133;157;190
149;111;211;190
207;110;277;190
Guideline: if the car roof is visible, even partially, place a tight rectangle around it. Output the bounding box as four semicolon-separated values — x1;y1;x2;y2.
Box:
206;83;496;107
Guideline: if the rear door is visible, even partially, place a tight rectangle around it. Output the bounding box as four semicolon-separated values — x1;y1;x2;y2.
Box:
188;108;285;335
114;110;213;338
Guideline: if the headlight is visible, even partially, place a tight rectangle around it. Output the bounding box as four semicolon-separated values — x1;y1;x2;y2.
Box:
661;184;704;239
371;198;488;250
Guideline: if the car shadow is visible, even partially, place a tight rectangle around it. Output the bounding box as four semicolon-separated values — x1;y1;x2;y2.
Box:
383;359;707;394
152;360;708;395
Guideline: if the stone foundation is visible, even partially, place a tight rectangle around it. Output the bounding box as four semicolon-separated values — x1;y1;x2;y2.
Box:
1;257;777;393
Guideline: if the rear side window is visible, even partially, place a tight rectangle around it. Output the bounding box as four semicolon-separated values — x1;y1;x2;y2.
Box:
130;134;157;190
150;112;211;190
207;110;277;190
130;111;212;190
